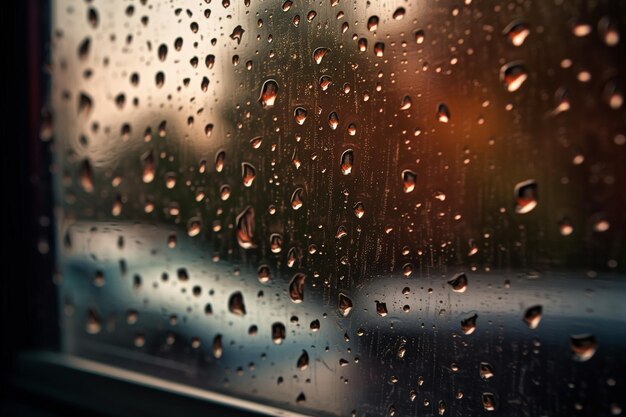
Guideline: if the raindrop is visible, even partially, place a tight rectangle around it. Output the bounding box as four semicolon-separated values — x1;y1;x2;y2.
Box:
259;79;278;108
141;151;155;183
400;96;412;110
158;43;168;61
270;234;283;253
415;29;425;44
503;21;530;46
376;301;388;317
347;123;357;136
392;7;405;20
220;184;231;200
289;273;306;303
296;392;306;404
313;47;329;64
559;218;574;236
338;293;353;317
272;322;286;344
523;305;543;329
230;25;245;44
448;273;468;293
310;319;320;331
328;112;339;130
294;107;308;125
86;308;102;334
78;37;91;60
78;93;93;116
336;226;348;239
241;162;256;187
480;362;494;380
599;17;620;46
287;247;299;268
434;104;451;124
250;136;263;149
291;188;304;210
257;265;270;283
340;149;354;175
367;16;379;31
570;334;597;361
228;292;246;316
215;151;225;172
514;179;538;214
500;62;528;92
236;206;256;249
354;202;365;218
79;159;94;193
297;350;309;371
482;393;496;411
374;42;385;57
461;314;478;335
213;335;223;359
402;169;417;193
319;75;332;91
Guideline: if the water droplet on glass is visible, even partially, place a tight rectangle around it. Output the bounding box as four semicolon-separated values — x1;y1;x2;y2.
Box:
376;301;388;317
503;21;530;46
313;47;329;64
367;16;379;31
259;79;278;108
374;42;385;57
241;162;256;187
141;151;155;183
228;292;246;316
272;322;286;344
294;107;308;125
480;362;494;380
482;393;496;411
501;62;528;92
559;218;574;236
461;314;478;335
257;265;271;283
289;273;306;303
297;350;309;370
213;334;223;359
214;151;226;173
86;308;102;334
291;188;304;210
437;103;450;123
338;293;353;317
415;29;425;44
250;136;263;149
328;112;339;130
402;169;417;193
570;334;597;361
236;206;256;249
319;75;332;91
514;179;538;214
400;96;412;110
392;7;405;20
523;305;542;329
340;149;354;175
598;16;620;46
230;25;245;44
448;273;468;293
270;233;283;253
354;202;365;218
79;159;94;193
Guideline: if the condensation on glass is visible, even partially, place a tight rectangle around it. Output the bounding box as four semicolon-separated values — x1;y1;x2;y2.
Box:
48;0;625;416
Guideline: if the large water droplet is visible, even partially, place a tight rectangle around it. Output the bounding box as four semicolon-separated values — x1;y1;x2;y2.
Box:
259;79;278;108
319;75;332;91
270;233;283;253
328;112;339;130
338;293;353;317
297;350;309;370
480;362;494;380
257;265;271;283
367;16;379;31
215;150;225;172
400;96;412;110
437;103;450;123
79;159;94;193
141;151;155;183
503;21;530;46
289;273;306;303
291;188;304;210
230;25;245;44
340;149;354;175
241;162;256;187
570;334;597;361
448;273;468;292
376;301;388;317
402;169;417;193
272;322;286;344
514;179;538;214
236;206;256;249
312;47;329;64
228;292;246;316
294;107;308;125
501;63;528;92
482;393;496;411
461;314;478;335
213;334;223;358
523;305;542;329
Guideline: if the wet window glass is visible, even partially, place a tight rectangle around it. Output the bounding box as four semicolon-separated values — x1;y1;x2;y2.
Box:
45;0;625;416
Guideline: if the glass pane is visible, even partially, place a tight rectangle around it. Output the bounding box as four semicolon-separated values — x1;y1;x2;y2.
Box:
49;0;625;416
